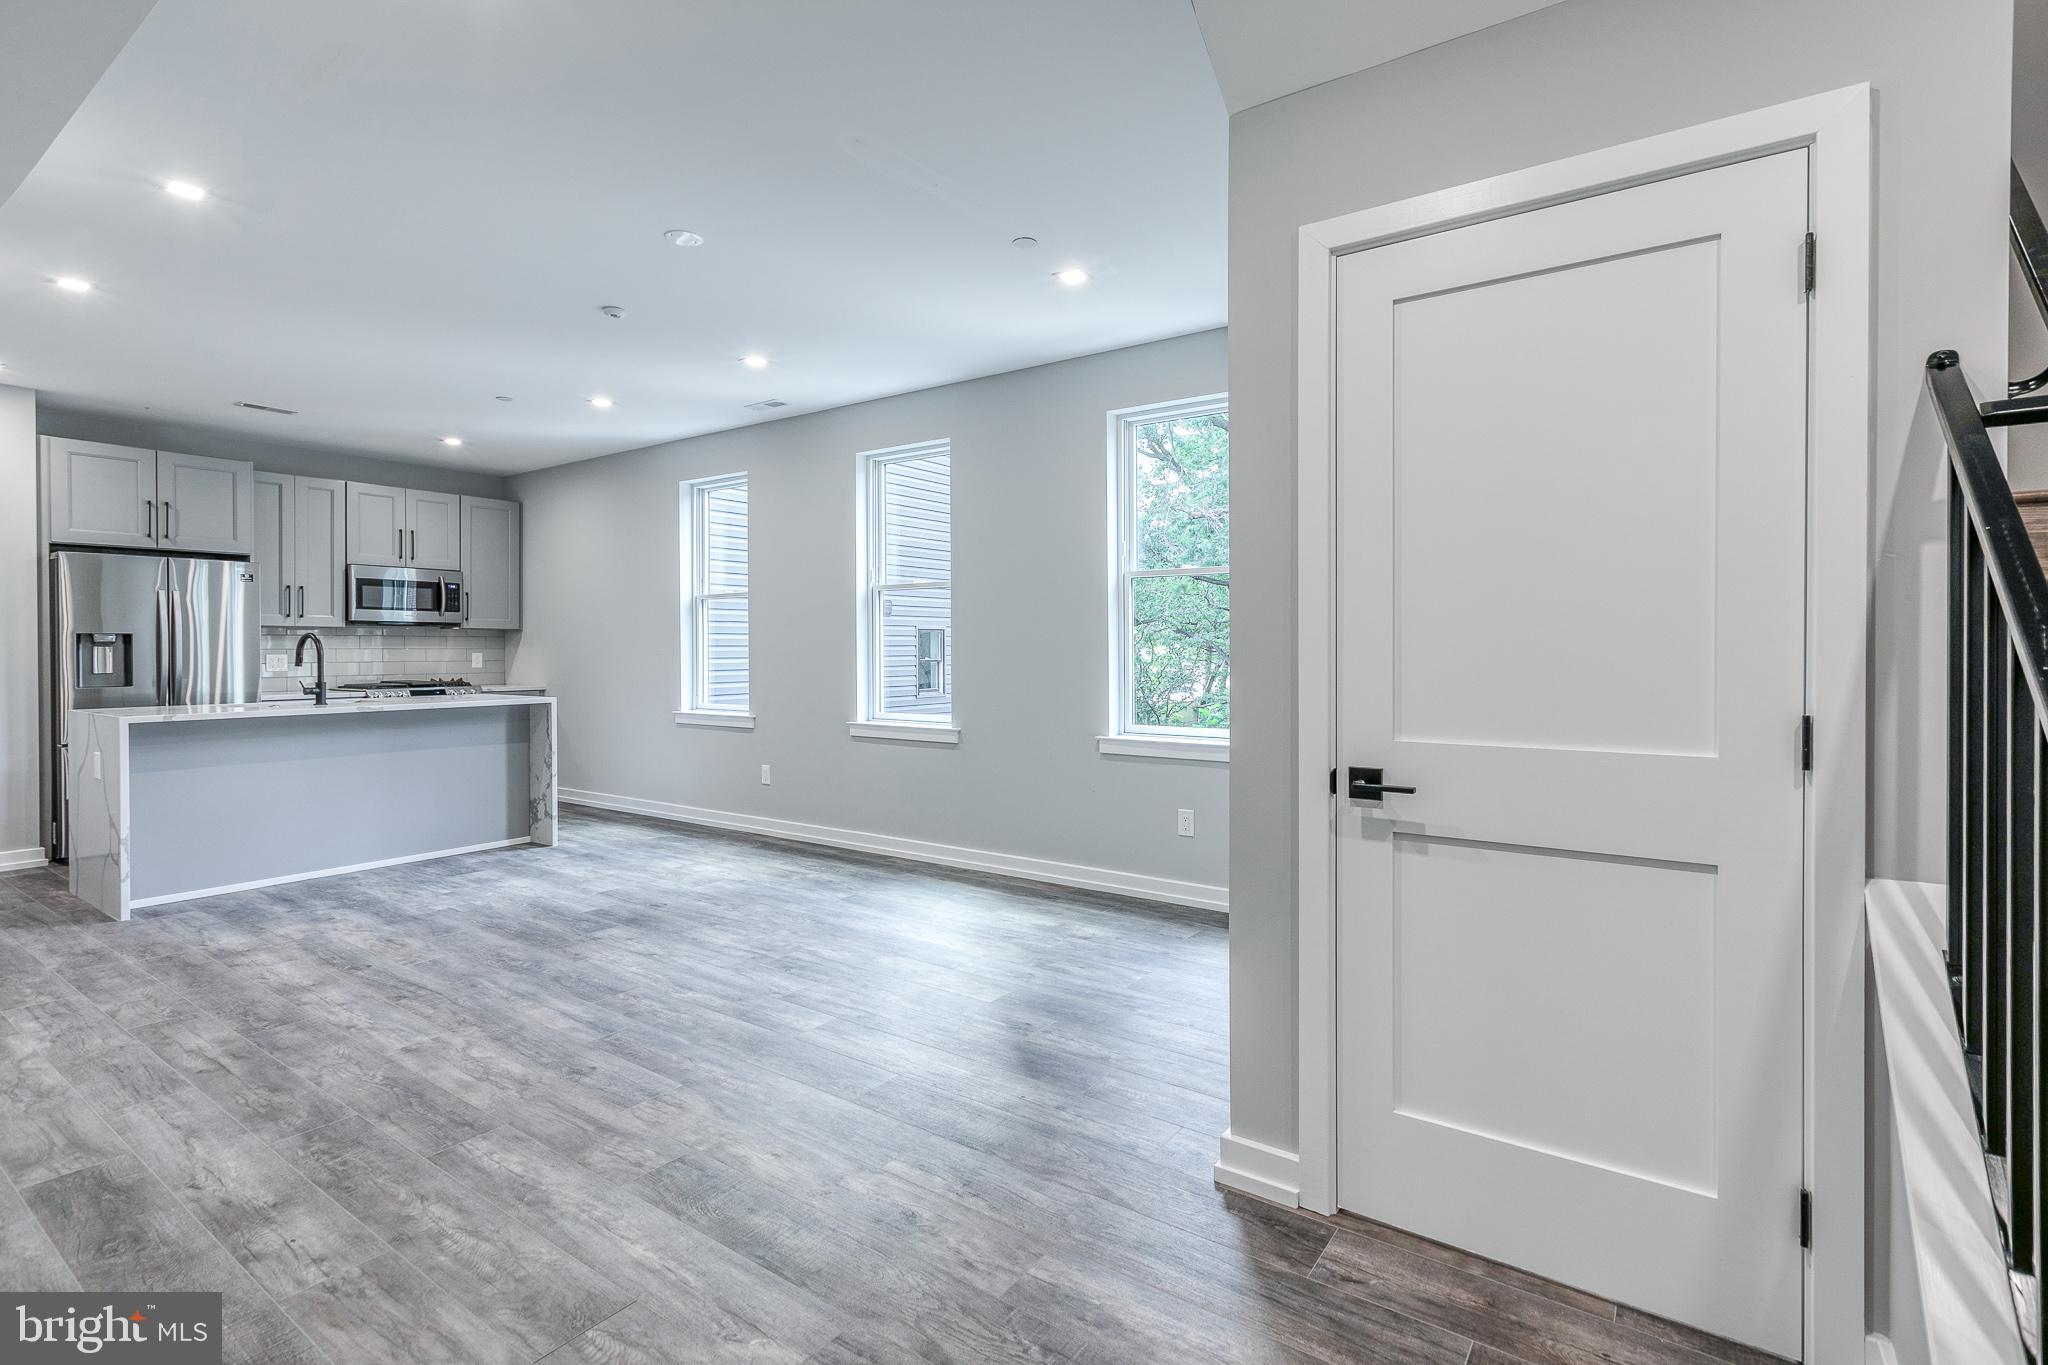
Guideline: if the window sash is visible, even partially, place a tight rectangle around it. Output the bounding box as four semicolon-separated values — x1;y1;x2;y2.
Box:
1114;397;1228;737
862;441;951;722
685;474;749;713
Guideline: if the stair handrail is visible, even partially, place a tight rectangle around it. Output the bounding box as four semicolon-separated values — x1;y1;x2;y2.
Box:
2011;162;2048;397
1930;352;2048;720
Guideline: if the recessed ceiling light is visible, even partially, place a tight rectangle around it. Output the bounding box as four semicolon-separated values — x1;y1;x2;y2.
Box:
664;229;705;247
1054;268;1089;287
54;277;93;293
1012;236;1038;250
440;436;463;446
494;395;512;402
741;354;770;369
588;395;614;409
163;180;207;201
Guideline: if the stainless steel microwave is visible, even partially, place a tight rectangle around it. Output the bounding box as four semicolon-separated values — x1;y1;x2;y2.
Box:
346;564;464;625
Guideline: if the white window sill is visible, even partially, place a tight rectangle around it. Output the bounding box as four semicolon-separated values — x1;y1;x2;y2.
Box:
1097;733;1229;763
674;710;755;730
849;720;960;745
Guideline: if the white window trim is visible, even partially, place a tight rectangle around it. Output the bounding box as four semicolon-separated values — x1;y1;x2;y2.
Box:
1096;733;1228;763
856;438;954;729
1108;393;1229;749
675;709;756;730
680;472;750;716
848;719;961;744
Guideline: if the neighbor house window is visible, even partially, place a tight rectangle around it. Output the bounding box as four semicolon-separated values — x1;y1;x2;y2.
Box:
681;473;750;715
1114;397;1228;736
860;440;952;724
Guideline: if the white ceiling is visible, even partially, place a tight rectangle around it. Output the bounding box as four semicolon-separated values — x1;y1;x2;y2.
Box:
1191;0;1571;113
0;1;1225;474
0;0;156;207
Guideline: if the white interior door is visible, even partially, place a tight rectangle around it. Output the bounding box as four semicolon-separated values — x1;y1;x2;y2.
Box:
1333;149;1809;1356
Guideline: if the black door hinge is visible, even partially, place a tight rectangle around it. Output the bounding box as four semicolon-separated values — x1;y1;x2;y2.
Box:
1798;1188;1812;1248
1800;715;1814;773
1329;767;1338;796
1802;232;1817;296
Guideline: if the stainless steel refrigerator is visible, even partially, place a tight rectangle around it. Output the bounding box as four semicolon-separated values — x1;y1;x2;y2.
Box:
49;550;259;859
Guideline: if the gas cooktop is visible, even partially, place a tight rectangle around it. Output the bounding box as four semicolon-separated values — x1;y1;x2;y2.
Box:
329;677;483;699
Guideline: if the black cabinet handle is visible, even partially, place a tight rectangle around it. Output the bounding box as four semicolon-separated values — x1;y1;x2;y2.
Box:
297;586;305;617
1347;766;1416;798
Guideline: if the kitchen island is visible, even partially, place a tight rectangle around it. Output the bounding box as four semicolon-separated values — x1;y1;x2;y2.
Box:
66;693;555;920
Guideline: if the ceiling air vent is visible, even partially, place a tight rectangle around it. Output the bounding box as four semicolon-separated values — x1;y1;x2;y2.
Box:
232;400;298;415
744;399;788;411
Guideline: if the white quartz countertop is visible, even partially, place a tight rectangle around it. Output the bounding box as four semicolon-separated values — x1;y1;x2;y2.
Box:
83;693;555;726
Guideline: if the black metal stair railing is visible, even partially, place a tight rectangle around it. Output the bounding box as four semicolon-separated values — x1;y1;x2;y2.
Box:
1932;347;2048;1360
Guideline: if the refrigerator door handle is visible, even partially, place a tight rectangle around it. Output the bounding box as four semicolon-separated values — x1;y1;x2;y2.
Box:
155;589;171;705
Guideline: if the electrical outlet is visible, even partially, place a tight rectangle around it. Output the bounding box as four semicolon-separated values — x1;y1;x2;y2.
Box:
263;652;289;675
1177;808;1195;838
761;764;772;786
469;651;484;670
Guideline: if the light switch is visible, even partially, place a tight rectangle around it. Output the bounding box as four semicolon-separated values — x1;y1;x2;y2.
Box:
263;652;290;675
470;651;484;670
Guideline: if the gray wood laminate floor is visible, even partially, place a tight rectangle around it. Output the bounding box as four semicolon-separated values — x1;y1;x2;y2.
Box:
0;808;1782;1365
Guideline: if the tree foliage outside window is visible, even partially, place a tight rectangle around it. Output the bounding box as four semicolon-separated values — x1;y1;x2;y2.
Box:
1119;400;1228;732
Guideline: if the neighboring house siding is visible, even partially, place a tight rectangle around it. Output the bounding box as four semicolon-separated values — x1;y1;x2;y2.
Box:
702;481;749;709
879;453;951;716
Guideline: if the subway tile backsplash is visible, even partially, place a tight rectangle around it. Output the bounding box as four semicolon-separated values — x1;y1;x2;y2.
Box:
260;625;507;695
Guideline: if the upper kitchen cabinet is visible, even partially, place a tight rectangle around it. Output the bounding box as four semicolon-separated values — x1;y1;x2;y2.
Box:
254;472;295;627
257;473;346;628
406;488;461;570
157;451;257;556
45;438;157;548
347;481;461;569
44;438;254;554
295;478;346;626
459;495;521;629
346;481;406;566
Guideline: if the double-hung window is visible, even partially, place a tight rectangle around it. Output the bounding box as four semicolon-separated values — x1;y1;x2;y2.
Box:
1111;396;1228;747
858;440;953;732
679;473;751;725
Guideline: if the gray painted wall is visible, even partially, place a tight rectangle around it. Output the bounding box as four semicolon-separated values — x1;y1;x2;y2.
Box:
510;330;1229;896
0;385;39;862
1226;0;2010;1157
36;405;512;499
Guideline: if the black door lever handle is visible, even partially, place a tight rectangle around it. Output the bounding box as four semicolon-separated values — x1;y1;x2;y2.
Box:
1347;766;1416;798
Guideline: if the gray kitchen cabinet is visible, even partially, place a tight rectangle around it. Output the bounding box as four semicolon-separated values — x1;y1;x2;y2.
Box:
459;495;521;629
258;474;348;628
45;438;254;553
347;481;461;570
157;450;256;555
295;477;346;626
254;472;295;627
346;481;406;566
45;438;157;547
406;488;462;570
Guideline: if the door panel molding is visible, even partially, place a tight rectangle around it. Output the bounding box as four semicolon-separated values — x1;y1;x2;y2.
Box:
1283;85;1870;1365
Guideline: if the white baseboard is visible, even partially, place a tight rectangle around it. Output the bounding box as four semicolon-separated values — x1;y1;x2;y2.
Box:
559;787;1228;913
128;838;532;909
0;846;49;873
1213;1129;1301;1207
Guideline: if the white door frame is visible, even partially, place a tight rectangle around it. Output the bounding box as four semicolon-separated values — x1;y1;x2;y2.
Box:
1292;85;1870;1364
